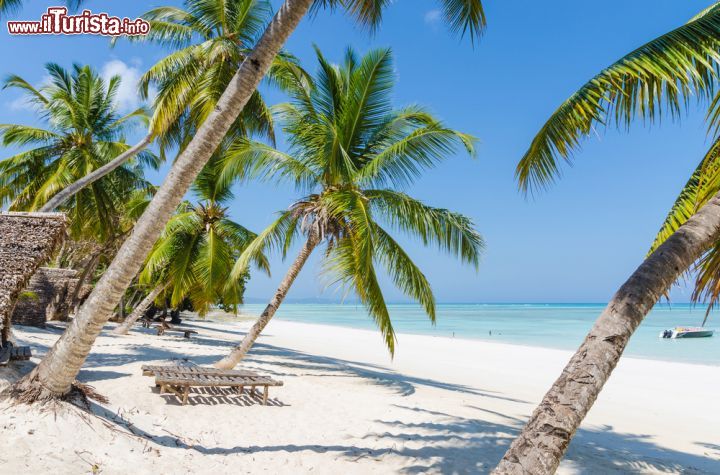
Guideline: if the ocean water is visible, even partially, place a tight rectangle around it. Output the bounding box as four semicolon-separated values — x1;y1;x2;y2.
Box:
235;303;720;366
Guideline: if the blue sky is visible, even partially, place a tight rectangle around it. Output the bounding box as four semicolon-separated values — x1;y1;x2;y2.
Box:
0;0;716;303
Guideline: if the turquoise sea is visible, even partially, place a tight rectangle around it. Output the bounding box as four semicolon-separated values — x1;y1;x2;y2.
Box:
236;303;720;366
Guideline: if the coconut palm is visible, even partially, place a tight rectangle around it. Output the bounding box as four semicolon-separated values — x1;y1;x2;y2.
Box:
0;63;158;244
495;5;720;474
114;162;269;335
647;137;720;325
134;0;297;154
14;0;486;402
0;65;159;323
40;0;308;211
213;47;483;368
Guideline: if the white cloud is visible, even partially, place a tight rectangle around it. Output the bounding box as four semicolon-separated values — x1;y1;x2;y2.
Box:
424;9;441;26
9;95;35;112
101;59;145;112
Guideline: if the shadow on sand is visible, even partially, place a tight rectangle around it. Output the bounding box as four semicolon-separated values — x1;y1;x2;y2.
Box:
87;399;720;474
11;324;720;474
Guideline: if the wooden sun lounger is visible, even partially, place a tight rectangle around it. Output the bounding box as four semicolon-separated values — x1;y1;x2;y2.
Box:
152;322;198;338
141;364;258;377
0;343;32;367
154;371;283;405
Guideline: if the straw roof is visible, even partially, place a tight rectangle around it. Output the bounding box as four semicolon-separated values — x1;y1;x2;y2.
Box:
0;212;67;343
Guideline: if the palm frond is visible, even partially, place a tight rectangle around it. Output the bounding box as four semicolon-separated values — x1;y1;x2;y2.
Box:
517;8;720;193
649;136;720;254
367;189;484;268
229;210;298;281
373;223;436;322
312;0;485;40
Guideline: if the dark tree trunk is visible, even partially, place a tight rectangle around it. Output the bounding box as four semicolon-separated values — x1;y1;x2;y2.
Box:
214;230;320;369
40;133;154;212
494;190;720;474
12;0;315;399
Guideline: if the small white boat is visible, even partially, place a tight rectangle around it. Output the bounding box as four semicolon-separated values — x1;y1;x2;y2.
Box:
659;327;714;339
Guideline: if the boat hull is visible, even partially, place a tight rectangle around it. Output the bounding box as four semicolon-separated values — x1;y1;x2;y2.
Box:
674;330;714;338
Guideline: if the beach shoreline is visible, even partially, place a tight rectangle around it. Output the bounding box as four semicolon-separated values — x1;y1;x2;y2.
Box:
1;318;718;473
205;309;720;367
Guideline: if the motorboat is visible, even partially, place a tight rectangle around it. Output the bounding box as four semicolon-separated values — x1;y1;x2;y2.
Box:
659;327;714;339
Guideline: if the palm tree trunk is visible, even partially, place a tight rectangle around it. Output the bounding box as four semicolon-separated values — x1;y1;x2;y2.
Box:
214;231;320;369
117;295;125;322
113;283;167;335
39;133;154;212
493;190;720;474
11;0;314;400
68;251;100;314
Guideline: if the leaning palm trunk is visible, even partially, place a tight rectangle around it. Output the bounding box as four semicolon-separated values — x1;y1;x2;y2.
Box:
493;190;720;474
68;251;101;313
40;133;153;212
11;0;314;400
113;283;168;335
214;231;320;369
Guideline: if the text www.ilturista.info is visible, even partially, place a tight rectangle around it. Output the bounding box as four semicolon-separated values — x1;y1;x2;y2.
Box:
7;7;150;36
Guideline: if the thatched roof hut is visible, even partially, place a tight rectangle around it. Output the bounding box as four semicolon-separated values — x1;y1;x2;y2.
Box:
12;267;78;327
0;212;67;344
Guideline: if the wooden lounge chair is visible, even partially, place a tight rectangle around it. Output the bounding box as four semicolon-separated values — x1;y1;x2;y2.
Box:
141;364;257;377
154;370;283;405
0;342;32;366
152;322;198;339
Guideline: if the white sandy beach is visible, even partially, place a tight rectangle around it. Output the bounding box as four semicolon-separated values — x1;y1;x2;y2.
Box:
1;317;719;474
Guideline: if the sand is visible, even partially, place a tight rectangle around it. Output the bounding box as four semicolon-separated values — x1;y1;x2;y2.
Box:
1;317;718;474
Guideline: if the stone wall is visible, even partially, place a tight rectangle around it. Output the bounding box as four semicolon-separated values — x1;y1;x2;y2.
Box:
12;267;78;327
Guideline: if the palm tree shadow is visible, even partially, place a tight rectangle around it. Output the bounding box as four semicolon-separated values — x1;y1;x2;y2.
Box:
85;401;719;474
15;322;521;403
185;335;527;403
15;324;718;473
149;384;286;407
352;405;719;474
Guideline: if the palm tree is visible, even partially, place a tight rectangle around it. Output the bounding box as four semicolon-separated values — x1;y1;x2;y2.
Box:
0;64;159;320
39;0;306;212
647;137;720;325
134;0;294;154
494;5;720;474
0;63;158;245
214;46;483;368
114;162;269;335
13;0;486;402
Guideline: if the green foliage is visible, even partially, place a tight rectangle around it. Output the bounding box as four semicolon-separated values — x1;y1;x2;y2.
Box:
517;4;720;193
140;161;268;315
521;2;720;320
223;47;484;354
127;0;310;156
648;136;720;318
0;64;158;243
18;290;39;302
312;0;486;41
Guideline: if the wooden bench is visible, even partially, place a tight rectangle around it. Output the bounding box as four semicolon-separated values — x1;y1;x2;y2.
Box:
0;343;32;366
11;345;31;361
141;364;257;377
153;370;283;406
152;323;198;339
0;345;10;366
